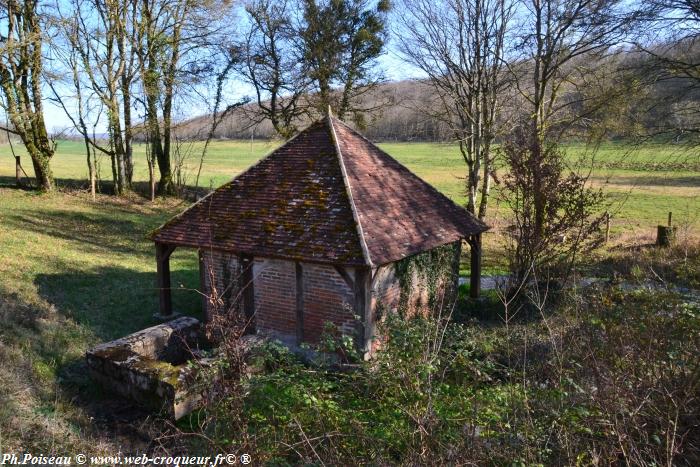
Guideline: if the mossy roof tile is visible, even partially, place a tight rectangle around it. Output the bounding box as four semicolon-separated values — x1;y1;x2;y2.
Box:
152;116;487;266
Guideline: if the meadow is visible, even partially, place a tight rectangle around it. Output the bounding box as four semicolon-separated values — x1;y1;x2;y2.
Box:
0;139;698;457
1;138;698;233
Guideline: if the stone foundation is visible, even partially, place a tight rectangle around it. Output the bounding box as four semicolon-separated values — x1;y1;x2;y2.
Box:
86;317;207;420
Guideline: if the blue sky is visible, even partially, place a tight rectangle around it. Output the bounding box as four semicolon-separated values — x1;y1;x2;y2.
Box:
40;0;421;135
43;52;415;134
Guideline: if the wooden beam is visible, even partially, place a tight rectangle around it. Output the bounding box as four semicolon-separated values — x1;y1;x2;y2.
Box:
452;241;462;301
198;250;209;321
354;267;372;357
371;267;380;287
333;265;355;290
156;243;176;318
469;234;482;299
239;254;256;333
295;261;304;345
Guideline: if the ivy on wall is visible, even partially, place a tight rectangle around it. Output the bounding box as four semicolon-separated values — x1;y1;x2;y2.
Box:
394;242;460;315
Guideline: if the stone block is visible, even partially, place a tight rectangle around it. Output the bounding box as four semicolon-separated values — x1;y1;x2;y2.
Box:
86;316;207;420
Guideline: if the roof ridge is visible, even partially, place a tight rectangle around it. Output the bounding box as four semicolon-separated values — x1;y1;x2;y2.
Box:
328;115;374;267
331;117;489;232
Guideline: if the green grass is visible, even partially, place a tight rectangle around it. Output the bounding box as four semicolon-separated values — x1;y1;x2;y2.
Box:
0;137;697;453
0;191;202;452
1;138;697;231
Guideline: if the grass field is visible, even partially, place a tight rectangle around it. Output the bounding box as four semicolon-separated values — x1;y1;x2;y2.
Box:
0;138;698;455
1;138;698;232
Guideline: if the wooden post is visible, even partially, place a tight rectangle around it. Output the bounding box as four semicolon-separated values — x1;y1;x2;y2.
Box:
240;254;256;333
605;211;610;244
295;261;304;345
657;225;676;247
15;156;21;187
354;267;371;357
155;243;176;318
452;241;462;301
657;212;676;247
469;234;482;299
198;250;209;321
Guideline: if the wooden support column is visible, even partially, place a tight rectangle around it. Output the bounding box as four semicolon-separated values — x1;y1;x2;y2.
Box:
469;234;482;299
354;267;372;357
452;241;462;301
198;250;208;321
295;261;304;345
239;254;256;333
334;265;355;290
155;243;176;319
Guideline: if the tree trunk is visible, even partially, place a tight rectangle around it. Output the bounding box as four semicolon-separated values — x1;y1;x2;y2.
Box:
478;157;491;220
122;83;134;186
15;156;21;187
26;143;54;191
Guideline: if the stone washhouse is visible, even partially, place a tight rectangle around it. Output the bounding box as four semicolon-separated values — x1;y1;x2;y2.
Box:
150;115;488;358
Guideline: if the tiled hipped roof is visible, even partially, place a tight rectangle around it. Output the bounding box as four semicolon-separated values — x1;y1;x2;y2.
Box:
152;116;488;266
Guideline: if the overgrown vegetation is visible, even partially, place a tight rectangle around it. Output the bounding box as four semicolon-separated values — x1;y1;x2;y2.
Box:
394;242;458;314
0;157;698;462
183;240;700;464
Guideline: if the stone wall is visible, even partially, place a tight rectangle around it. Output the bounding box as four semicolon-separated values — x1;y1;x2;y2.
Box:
86;317;205;420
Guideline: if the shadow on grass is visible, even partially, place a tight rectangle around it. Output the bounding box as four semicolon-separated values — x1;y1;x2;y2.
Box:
598;174;700;187
35;265;202;342
33;265;203;424
0;283;176;444
0;175;211;200
1;205;171;258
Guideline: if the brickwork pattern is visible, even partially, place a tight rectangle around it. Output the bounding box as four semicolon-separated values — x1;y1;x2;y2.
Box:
253;258;297;338
302;263;355;340
201;251;356;344
201;249;241;316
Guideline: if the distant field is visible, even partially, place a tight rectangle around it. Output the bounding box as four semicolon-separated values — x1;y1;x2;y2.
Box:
1;138;698;233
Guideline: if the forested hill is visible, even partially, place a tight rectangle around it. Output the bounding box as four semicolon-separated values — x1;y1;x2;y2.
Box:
174;47;700;143
174;80;450;142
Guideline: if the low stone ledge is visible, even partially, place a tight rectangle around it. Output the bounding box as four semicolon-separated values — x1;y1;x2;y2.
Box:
86;316;206;420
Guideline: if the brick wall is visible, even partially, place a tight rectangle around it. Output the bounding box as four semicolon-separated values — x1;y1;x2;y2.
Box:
369;241;461;351
253;258;296;340
200;250;356;345
301;263;356;340
199;242;460;353
200;249;241;318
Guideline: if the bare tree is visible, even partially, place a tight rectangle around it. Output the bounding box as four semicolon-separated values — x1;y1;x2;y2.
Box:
135;0;235;195
499;127;604;290
235;0;309;138
398;0;513;219
52;0;138;195
635;0;700;140
511;0;636;240
0;0;55;191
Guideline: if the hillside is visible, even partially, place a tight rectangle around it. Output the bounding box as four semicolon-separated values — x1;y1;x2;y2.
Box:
171;48;700;143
